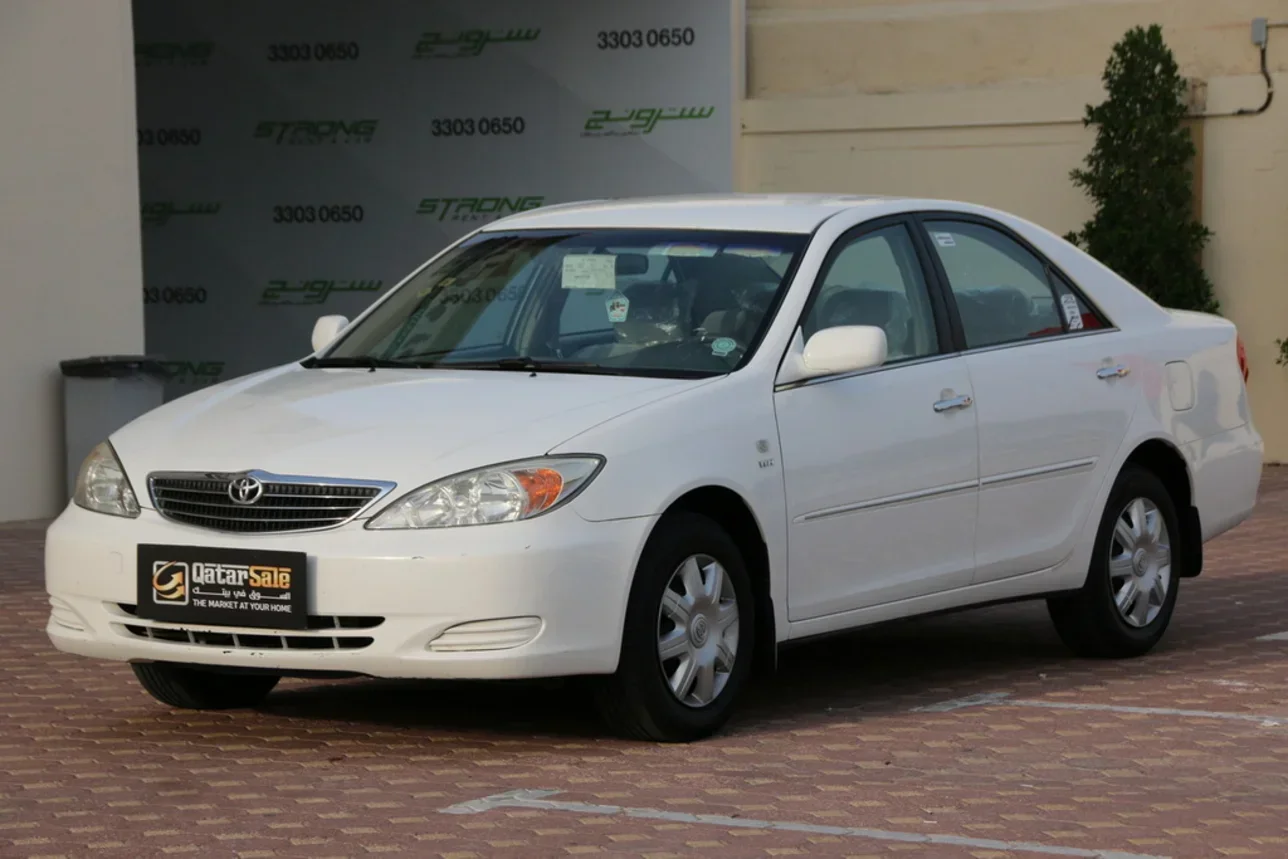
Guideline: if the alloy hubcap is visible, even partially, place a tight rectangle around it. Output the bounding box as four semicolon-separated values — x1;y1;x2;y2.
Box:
656;554;739;708
1109;497;1172;628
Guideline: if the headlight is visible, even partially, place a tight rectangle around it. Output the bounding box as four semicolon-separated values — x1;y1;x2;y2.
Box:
73;441;140;518
366;456;604;530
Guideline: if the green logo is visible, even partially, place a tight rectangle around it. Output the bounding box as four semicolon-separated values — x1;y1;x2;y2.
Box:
583;106;715;136
260;279;384;306
159;360;225;385
414;28;539;59
254;120;379;145
135;41;214;67
416;196;544;223
141;202;222;228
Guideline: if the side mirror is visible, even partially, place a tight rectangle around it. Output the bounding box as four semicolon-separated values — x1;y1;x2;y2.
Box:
801;325;887;377
311;315;350;353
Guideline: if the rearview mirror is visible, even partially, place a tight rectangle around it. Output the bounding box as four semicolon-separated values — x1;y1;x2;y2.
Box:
801;326;887;377
615;253;649;276
311;315;350;353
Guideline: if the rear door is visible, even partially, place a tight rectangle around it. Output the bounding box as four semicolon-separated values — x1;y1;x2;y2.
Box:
913;214;1139;584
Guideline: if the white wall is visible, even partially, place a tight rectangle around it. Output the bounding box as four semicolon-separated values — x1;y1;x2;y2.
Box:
0;0;145;521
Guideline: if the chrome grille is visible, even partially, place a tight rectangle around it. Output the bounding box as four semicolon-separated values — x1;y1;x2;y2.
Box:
148;470;395;534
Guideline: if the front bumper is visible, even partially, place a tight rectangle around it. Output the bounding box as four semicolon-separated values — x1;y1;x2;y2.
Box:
45;504;654;679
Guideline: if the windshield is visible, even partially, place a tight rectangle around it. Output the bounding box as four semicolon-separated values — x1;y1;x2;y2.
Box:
316;229;808;378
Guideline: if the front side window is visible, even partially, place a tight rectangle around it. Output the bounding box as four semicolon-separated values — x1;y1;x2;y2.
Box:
803;224;939;363
922;220;1071;349
319;229;806;378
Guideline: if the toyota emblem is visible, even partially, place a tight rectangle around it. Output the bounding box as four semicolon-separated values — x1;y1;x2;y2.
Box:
228;475;264;505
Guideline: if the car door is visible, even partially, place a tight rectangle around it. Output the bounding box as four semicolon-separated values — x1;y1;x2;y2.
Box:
775;218;980;622
914;214;1139;585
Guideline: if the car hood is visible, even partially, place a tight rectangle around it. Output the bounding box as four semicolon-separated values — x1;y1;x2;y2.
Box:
111;364;712;505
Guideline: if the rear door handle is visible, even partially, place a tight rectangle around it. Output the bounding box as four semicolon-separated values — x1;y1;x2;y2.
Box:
933;394;973;413
1097;364;1130;379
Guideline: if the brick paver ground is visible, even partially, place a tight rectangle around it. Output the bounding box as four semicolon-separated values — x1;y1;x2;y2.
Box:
4;470;1288;858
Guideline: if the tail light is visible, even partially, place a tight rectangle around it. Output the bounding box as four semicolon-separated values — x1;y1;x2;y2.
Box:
1237;336;1249;383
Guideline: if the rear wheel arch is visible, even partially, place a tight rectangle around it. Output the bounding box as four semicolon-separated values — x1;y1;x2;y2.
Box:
660;486;777;675
1120;439;1202;578
1048;464;1182;657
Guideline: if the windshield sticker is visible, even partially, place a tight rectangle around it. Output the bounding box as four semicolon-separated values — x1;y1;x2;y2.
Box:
711;337;737;357
932;232;957;248
606;292;630;323
1060;293;1084;330
653;242;719;258
562;254;617;290
724;246;781;258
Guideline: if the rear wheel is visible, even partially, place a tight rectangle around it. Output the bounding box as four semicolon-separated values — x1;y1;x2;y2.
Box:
132;662;280;709
595;512;755;742
1048;466;1181;658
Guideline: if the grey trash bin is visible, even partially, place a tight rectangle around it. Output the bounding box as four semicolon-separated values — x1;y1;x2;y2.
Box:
59;356;167;501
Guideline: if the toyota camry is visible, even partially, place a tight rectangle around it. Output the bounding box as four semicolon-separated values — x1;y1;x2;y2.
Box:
45;194;1263;742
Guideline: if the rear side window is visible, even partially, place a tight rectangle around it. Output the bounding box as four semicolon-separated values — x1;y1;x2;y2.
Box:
921;220;1105;348
1048;270;1106;333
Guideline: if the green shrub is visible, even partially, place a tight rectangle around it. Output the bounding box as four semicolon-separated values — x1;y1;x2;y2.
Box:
1066;24;1219;314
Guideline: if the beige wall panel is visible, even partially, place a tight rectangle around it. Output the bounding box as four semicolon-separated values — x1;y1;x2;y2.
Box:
0;0;144;520
743;0;1288;460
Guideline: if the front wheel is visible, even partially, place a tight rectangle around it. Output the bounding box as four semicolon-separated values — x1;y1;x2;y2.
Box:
132;662;280;709
595;512;755;742
1048;466;1182;658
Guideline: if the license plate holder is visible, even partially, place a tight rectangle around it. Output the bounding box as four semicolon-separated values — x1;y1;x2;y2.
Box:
136;544;309;630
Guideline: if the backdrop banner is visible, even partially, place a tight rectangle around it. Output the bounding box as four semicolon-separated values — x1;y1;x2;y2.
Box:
132;0;736;398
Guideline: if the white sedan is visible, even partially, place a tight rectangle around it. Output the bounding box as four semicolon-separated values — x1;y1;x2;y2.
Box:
46;194;1263;742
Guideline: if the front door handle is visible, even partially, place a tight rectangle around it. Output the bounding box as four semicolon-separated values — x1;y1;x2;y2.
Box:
933;394;974;413
1097;364;1130;379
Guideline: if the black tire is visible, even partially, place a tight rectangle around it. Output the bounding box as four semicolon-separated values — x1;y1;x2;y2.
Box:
1048;466;1182;658
595;512;756;742
131;662;279;709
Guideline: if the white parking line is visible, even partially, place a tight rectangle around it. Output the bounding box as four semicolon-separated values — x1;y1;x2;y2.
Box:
915;692;1288;727
440;788;1170;859
914;692;1013;712
1256;631;1288;641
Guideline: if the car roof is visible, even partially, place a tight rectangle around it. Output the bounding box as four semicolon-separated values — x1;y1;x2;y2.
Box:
479;193;983;234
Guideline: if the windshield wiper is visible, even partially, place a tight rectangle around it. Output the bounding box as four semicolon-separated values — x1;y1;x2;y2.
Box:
300;356;413;373
430;356;626;376
304;354;703;378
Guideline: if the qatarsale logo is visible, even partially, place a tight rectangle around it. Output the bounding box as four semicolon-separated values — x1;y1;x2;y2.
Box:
413;28;539;59
254;120;379;145
583;106;715;137
416;196;545;223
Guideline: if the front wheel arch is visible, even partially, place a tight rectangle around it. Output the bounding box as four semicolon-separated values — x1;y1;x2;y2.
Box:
596;510;757;741
659;486;776;675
